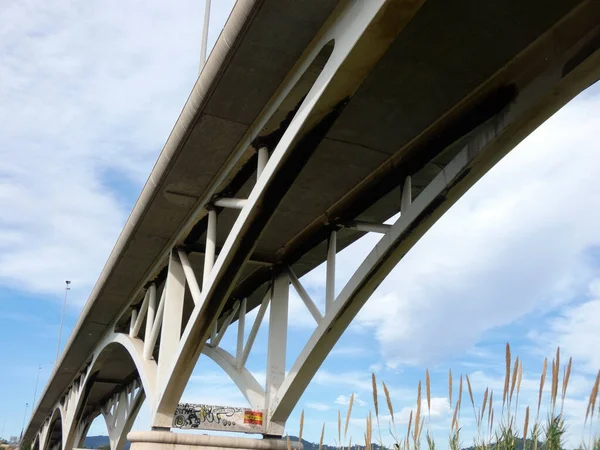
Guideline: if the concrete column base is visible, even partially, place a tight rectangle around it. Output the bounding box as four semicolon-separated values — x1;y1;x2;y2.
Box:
128;431;302;450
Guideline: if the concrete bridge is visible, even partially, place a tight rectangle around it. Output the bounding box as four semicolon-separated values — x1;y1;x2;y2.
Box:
23;1;600;450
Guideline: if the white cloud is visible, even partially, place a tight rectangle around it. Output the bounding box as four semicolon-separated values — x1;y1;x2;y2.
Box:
335;394;367;407
329;85;600;367
313;370;373;393
306;402;331;411
289;289;323;329
397;397;451;423
369;363;383;373
185;370;248;407
531;280;600;374
330;346;369;357
0;0;236;303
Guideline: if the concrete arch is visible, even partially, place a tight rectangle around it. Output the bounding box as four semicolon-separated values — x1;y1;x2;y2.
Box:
61;333;157;450
88;333;157;406
201;345;265;409
41;406;63;450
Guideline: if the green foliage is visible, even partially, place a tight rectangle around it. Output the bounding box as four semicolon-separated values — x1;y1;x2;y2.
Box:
496;422;519;450
543;416;566;450
425;432;435;450
449;430;461;450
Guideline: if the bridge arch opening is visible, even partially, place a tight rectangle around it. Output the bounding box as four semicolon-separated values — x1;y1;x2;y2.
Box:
180;355;257;409
80;414;108;450
88;341;142;397
62;339;149;450
43;408;63;450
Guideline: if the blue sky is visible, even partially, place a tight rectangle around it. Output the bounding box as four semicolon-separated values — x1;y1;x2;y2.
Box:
1;1;600;448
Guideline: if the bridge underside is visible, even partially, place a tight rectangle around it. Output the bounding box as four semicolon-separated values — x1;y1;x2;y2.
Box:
26;0;600;448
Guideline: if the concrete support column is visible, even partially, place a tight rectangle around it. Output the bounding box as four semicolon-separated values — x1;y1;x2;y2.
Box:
128;431;302;450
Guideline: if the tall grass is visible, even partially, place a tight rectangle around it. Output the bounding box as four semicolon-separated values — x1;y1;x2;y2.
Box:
313;344;600;450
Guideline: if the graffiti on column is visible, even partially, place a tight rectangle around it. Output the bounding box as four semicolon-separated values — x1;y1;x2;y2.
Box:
173;403;265;434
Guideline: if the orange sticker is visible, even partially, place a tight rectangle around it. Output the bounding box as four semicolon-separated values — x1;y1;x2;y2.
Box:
243;409;263;425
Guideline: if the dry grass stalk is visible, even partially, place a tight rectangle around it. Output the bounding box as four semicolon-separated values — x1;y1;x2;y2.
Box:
384;380;399;443
551;358;559;414
552;347;560;414
408;410;415;450
344;393;354;441
372;373;379;417
503;343;511;413
537;357;548;421
371;374;383;446
488;391;493;425
586;371;600;425
489;408;495;435
286;434;291;450
299;410;304;442
585;401;591;427
458;375;464;409
451;399;460;432
416;417;425;448
556;347;561;388
449;369;453;407
365;412;372;450
347;437;351;450
510;357;520;405
480;388;489;427
561;357;572;415
414;380;421;437
426;369;431;416
383;381;395;427
515;360;524;419
414;381;422;446
466;374;476;421
404;409;413;450
518;361;524;393
523;406;530;441
338;409;341;447
319;423;325;450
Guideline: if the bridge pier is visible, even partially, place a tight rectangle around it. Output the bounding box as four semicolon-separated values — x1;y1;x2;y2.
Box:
128;432;301;450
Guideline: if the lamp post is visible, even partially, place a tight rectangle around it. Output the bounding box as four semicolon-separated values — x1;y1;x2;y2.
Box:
32;365;42;413
19;403;28;443
199;0;211;74
55;281;71;364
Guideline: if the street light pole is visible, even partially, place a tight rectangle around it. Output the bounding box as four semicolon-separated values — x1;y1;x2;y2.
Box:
199;0;211;74
32;365;42;413
19;403;28;443
55;281;71;364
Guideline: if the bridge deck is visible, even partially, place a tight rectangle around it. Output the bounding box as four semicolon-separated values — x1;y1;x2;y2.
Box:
27;0;600;441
